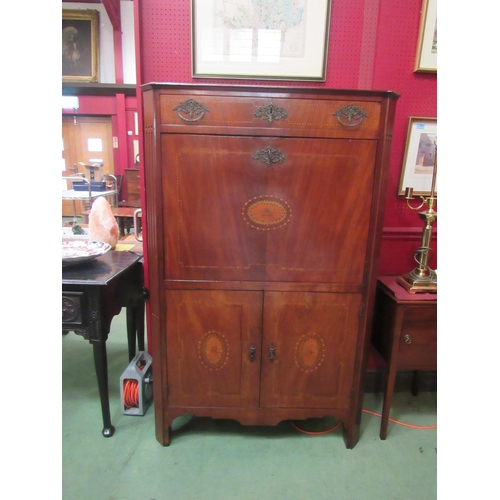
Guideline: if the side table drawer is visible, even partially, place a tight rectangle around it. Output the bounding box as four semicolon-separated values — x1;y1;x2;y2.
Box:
62;291;85;325
397;306;437;368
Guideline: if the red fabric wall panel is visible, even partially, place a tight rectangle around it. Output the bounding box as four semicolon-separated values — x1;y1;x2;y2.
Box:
373;0;437;228
372;0;437;273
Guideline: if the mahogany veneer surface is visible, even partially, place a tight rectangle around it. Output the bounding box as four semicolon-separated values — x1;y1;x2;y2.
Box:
141;83;399;448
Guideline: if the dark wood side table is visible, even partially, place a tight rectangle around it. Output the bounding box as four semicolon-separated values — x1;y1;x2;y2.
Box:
62;251;145;437
371;275;437;439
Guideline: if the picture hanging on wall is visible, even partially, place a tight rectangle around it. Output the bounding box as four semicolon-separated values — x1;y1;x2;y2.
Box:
62;9;100;83
191;0;332;81
398;117;437;196
414;0;437;72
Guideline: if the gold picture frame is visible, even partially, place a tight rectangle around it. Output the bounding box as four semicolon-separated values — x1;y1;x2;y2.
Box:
398;117;437;196
191;0;332;81
414;0;437;72
62;9;100;83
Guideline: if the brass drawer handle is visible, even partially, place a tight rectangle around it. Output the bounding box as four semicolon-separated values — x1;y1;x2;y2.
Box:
268;344;276;362
404;334;412;344
249;345;256;362
173;99;210;122
252;146;285;166
334;104;368;127
254;103;288;123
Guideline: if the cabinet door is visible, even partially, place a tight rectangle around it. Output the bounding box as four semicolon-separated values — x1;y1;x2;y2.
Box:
165;290;262;408
261;291;361;409
162;135;267;282
264;138;377;284
124;169;141;207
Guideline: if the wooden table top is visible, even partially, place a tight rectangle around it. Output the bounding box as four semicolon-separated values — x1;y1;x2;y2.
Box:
62;250;142;285
378;275;437;303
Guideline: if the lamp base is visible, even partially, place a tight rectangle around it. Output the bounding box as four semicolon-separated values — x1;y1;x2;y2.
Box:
397;272;437;294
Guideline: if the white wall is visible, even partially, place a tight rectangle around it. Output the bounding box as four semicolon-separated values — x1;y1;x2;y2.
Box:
63;1;136;84
120;1;136;84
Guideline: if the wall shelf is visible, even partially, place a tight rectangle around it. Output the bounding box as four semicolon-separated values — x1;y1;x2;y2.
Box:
62;82;137;97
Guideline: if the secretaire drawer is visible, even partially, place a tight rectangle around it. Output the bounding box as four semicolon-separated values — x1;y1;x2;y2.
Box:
159;94;381;138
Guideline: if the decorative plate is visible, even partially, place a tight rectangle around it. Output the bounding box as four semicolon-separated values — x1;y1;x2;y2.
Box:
62;239;111;266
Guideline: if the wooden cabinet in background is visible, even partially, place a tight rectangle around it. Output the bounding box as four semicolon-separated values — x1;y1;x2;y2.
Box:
141;83;399;448
123;168;141;207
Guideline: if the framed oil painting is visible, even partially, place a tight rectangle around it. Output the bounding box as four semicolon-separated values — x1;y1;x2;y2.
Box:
398;117;437;196
191;0;332;81
414;0;437;72
62;9;100;83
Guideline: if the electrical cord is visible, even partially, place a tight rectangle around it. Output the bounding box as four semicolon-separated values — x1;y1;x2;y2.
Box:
123;379;139;408
292;419;342;435
292;409;436;435
362;409;437;430
122;365;145;409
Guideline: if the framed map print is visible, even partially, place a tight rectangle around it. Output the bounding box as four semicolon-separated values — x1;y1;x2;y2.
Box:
191;0;332;81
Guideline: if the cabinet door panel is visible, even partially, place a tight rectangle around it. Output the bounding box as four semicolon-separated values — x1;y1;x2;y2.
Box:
162;135;267;282
162;134;375;284
261;292;361;409
264;138;376;284
166;290;262;408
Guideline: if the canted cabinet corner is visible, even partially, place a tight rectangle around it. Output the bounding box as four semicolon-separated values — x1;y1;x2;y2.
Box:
141;83;398;448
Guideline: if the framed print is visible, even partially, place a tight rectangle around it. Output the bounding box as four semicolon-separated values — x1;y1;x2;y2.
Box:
191;0;332;81
398;117;437;196
414;0;437;72
62;9;100;83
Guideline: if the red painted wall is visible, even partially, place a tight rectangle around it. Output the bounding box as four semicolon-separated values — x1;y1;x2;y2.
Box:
135;0;437;275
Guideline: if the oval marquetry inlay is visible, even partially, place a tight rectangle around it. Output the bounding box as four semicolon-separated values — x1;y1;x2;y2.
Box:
242;195;292;230
198;331;228;371
295;333;326;372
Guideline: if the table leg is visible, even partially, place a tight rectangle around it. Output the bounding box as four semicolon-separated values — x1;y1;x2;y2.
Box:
118;218;125;238
92;341;116;438
126;306;137;362
137;299;145;352
126;297;145;362
380;362;397;440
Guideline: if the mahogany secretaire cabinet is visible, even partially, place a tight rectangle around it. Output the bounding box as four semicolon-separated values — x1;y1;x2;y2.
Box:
141;83;399;448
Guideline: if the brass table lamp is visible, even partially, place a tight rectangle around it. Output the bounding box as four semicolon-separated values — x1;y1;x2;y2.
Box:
398;142;437;293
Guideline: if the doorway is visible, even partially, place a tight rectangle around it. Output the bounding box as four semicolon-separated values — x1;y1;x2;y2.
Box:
62;115;114;217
